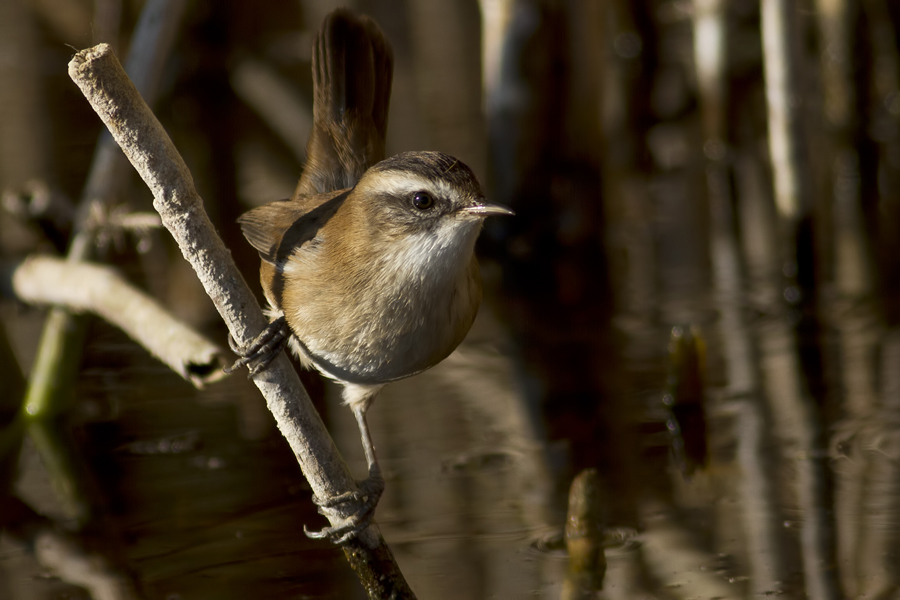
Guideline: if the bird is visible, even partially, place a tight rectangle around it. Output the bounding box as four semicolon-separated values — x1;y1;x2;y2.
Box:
228;9;513;543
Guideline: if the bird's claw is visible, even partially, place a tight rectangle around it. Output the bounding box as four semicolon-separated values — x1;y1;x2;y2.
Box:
303;510;376;544
304;472;385;544
224;316;291;376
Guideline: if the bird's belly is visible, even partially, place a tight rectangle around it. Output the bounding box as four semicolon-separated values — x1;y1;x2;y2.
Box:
286;276;478;386
303;332;438;385
298;309;455;384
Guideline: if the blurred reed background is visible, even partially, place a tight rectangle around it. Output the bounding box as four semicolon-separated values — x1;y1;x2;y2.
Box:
2;0;900;598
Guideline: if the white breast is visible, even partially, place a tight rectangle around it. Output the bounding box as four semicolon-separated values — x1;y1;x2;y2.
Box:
296;217;483;384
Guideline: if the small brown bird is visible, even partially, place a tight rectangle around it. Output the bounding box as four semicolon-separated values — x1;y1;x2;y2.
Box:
229;10;512;542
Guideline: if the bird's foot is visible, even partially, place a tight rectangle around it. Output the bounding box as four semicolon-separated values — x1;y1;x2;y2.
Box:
304;470;385;544
224;316;290;376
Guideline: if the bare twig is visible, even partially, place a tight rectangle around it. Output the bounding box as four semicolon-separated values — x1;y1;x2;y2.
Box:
10;255;224;387
67;43;414;599
2;180;76;230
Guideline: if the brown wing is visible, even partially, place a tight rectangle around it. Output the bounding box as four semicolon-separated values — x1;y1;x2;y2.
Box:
237;190;350;266
237;200;304;265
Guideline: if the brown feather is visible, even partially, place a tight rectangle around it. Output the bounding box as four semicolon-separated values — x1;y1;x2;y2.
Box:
295;9;393;197
274;159;488;384
237;191;348;265
236;11;494;388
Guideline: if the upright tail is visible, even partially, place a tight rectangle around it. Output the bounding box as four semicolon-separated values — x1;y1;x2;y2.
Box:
295;9;394;197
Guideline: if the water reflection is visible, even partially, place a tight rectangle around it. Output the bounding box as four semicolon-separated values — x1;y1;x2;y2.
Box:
6;322;354;600
5;0;900;598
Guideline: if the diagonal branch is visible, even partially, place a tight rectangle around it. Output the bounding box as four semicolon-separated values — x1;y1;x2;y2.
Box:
67;43;415;599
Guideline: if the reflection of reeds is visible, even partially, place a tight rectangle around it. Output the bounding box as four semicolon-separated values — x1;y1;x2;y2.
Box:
2;496;140;600
854;330;900;597
704;93;789;600
814;2;900;598
694;0;788;595
760;2;841;599
831;330;900;598
640;501;740;600
15;0;188;529
6;0;900;596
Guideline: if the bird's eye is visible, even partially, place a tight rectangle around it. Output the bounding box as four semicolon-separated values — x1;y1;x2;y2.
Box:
412;191;435;210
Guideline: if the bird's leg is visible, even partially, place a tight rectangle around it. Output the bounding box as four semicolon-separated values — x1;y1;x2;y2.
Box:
305;388;384;544
353;403;385;500
224;315;291;376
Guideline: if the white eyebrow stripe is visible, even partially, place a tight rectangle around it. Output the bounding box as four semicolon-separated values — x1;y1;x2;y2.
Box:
374;171;458;200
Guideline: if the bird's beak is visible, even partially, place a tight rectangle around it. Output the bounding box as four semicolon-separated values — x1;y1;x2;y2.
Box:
461;200;515;217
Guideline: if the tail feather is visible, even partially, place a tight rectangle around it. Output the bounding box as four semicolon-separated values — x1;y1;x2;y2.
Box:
296;9;394;197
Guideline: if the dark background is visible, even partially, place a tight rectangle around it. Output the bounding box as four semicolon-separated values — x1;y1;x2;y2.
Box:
2;0;900;598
